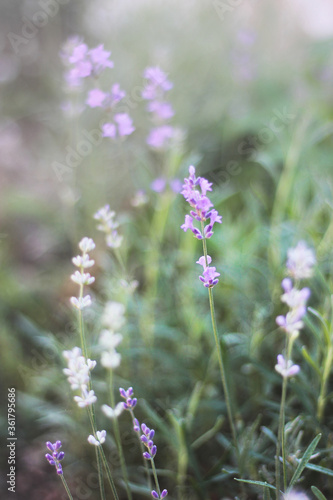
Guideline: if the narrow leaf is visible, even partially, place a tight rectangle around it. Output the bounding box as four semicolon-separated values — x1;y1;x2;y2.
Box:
289;433;322;488
235;479;276;491
306;462;333;477
311;486;328;500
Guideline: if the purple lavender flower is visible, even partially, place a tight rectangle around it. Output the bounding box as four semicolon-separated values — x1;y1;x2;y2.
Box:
45;441;65;475
148;100;174;120
152;490;168;499
86;88;107;108
147;126;175;149
275;354;300;378
196;256;220;288
141;423;157;459
102;113;135;139
119;387;137;410
151;177;167;193
169;178;182;193
181;165;222;240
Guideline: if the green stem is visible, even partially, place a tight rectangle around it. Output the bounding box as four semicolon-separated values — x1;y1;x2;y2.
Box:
109;371;132;500
317;344;333;422
60;475;74;500
275;336;294;499
151;458;161;496
76;297;118;500
200;227;241;473
96;446;106;500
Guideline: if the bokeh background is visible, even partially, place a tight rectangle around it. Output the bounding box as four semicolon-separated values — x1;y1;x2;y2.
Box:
1;0;333;498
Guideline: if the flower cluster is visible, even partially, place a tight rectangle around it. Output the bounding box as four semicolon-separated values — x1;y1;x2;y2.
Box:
286;241;316;280
275;241;315;379
61;38;114;87
63;347;97;408
181;165;222;288
45;441;65;475
98;301;125;369
142;66;175;150
94;205;123;248
61;37;134;139
70;237;95;310
119;387;137;410
140;423;168;499
88;430;106;447
181;165;222;240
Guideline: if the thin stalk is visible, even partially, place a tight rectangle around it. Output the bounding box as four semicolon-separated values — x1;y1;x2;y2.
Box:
317;344;333;422
60;475;74;500
200;227;241;472
129;409;152;489
96;446;106;500
275;374;287;499
109;371;132;500
76;300;118;500
151;458;161;496
275;336;294;498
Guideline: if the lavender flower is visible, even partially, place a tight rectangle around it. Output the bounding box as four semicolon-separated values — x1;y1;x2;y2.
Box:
119;387;137;410
94;205;123;248
45;441;65;475
61;39;113;86
196;255;220;288
140;422;168;498
102;301;126;330
181;165;222;240
142;66;175;150
71;237;95;310
286;241;316;280
87;430;106;446
140;423;157;459
98;329;123;369
275;354;300;378
63;347;97;408
102;402;124;419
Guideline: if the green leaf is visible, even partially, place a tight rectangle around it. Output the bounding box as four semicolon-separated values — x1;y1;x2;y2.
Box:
261;425;277;444
306;462;333;477
301;346;322;378
308;308;330;345
311;486;328;500
235;479;276;491
289;433;322;488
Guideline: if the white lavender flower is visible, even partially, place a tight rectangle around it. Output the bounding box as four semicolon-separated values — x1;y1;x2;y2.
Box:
286;241;316;280
94;205;123;249
87;430;106;446
102;402;124;419
70;237;95;310
63;347;97;407
102;301;126;330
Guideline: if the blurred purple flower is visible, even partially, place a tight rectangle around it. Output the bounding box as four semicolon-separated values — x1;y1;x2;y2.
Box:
147;126;174;149
86;88;107;108
151;177;167;193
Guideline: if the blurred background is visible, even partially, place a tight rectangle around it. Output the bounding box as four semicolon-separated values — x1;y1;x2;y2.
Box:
1;0;333;498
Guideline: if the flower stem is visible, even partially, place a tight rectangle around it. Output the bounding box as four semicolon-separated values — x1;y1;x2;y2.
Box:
275;336;294;498
201;227;241;473
151;458;161;496
77;304;118;500
109;371;132;500
60;475;74;500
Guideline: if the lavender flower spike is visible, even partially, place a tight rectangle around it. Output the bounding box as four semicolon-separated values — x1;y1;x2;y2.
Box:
119;386;137;410
181;165;222;240
45;441;65;475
